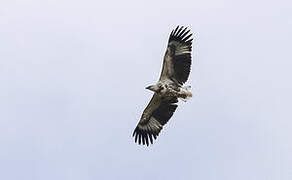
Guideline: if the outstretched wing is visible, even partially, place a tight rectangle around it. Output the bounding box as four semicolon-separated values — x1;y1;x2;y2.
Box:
160;26;193;85
133;94;178;146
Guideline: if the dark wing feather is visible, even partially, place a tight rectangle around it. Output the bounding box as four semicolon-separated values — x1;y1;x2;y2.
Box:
160;26;193;84
133;94;178;146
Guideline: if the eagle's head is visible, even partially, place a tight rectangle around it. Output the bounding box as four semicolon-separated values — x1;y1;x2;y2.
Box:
146;85;161;92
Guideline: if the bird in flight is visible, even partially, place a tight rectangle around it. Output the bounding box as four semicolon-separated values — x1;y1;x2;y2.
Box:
133;26;193;146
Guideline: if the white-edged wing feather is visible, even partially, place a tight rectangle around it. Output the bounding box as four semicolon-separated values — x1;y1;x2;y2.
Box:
160;26;193;85
133;94;178;146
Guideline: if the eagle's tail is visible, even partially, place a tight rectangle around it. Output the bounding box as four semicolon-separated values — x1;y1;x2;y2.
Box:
178;86;192;102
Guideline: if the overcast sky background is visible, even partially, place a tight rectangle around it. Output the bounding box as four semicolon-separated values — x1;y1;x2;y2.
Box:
0;0;292;179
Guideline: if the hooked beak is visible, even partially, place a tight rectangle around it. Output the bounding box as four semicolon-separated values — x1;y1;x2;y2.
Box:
145;86;152;90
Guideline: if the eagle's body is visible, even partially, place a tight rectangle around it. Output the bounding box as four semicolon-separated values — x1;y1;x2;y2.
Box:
133;26;193;146
146;80;192;101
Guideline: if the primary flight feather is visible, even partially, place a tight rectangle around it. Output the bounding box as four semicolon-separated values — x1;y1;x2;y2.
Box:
133;26;193;146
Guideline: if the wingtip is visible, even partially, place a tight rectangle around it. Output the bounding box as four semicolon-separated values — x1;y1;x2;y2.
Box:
169;25;193;43
132;128;158;146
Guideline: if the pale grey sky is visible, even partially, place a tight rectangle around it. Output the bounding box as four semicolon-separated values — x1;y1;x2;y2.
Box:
0;0;292;179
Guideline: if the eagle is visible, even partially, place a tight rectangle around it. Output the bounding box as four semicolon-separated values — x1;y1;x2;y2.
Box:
133;26;194;146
